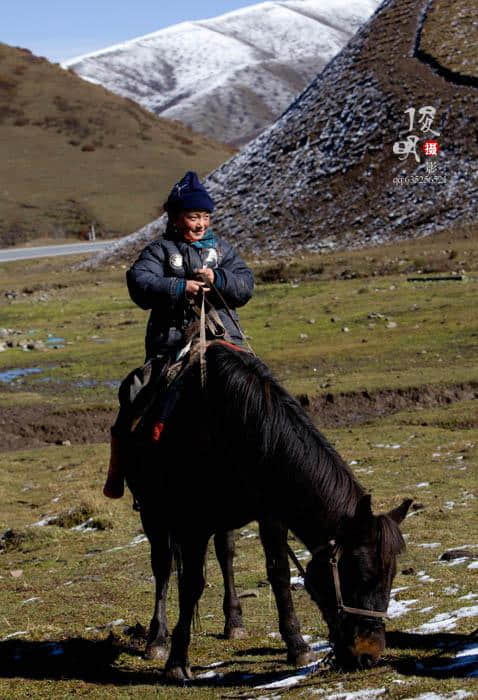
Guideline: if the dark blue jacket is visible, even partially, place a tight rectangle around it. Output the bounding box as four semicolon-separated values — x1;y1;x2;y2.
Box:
126;232;254;358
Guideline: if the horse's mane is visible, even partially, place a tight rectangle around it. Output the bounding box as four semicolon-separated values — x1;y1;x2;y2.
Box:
205;343;364;517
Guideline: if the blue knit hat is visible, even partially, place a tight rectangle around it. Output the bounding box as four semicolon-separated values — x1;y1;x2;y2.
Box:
165;171;215;213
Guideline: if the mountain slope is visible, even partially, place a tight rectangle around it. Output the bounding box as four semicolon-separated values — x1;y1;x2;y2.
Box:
0;43;235;245
84;0;478;266
64;0;380;146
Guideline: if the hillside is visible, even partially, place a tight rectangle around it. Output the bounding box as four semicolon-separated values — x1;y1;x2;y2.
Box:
0;43;235;245
64;0;380;146
85;0;478;266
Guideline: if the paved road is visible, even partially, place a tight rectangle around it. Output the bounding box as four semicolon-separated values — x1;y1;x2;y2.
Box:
0;240;116;262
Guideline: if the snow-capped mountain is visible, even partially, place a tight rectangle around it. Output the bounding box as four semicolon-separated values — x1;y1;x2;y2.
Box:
64;0;380;145
82;0;478;266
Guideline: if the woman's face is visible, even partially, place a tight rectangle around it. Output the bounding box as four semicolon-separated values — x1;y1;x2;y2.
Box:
175;210;210;242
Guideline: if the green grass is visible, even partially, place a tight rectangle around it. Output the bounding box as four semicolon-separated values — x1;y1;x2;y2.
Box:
0;231;477;697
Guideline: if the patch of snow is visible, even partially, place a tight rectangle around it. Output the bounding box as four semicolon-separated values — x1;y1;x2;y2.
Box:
416;482;430;488
290;575;304;585
446;558;468;567
196;669;224;680
325;690;386;700
388;598;418;618
102;534;147;554
444;586;460;595
417;571;436;583
2;630;28;641
403;692;472;700
419;606;435;614
21;597;41;605
416;542;441;548
411;605;478;633
30;516;56;527
254;658;322;690
71;517;98;532
468;561;478;570
459;593;477;601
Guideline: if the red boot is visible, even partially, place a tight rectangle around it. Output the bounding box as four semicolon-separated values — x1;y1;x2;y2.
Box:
103;433;125;499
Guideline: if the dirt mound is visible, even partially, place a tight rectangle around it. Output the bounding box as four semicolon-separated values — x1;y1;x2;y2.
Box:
312;381;478;428
0;405;115;452
1;381;477;452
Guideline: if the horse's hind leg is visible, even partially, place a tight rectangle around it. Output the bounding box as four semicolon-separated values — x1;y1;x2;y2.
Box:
165;536;209;682
259;519;316;667
214;530;247;639
142;521;172;661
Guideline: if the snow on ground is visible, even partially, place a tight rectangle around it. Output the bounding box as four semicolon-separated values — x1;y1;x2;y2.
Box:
254;639;331;690
411;605;478;633
1;630;28;641
388;597;418;618
402;692;472;700
323;689;386;700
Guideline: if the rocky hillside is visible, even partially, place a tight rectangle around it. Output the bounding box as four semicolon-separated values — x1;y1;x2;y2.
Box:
85;0;478;266
64;0;380;146
0;43;235;245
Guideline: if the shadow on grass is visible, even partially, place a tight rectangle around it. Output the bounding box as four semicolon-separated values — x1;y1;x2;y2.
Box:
0;635;320;688
1;630;476;688
387;629;478;679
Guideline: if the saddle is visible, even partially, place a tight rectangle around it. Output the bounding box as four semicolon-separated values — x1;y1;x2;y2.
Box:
125;295;243;443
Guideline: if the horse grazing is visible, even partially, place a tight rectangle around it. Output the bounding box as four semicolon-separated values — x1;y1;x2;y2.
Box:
126;342;411;681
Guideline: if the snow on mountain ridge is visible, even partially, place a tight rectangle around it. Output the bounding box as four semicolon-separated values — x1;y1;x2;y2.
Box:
64;0;380;145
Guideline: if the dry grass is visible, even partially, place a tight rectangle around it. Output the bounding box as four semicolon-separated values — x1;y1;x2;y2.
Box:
0;43;235;245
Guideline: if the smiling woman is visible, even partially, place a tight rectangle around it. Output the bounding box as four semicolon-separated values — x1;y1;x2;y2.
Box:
103;170;254;498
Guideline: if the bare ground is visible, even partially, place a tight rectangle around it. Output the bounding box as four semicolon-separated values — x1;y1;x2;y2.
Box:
1;380;477;452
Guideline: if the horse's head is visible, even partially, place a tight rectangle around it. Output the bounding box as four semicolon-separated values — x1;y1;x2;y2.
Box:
305;495;411;670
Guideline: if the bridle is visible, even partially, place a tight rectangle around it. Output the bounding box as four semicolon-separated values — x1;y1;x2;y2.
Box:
287;540;389;621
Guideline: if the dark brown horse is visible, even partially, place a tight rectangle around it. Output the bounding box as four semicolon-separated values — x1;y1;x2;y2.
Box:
126;342;411;681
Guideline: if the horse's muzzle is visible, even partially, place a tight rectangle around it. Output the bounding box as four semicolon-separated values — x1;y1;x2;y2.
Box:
337;632;385;670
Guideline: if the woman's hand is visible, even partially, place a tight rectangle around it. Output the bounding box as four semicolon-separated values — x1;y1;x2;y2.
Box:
196;267;215;285
185;280;209;297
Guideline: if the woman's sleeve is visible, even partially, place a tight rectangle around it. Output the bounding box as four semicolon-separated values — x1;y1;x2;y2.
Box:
214;240;254;308
126;242;185;310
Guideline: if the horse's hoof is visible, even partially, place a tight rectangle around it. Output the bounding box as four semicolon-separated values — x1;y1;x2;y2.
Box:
164;665;193;682
144;643;168;661
225;626;248;640
291;649;318;667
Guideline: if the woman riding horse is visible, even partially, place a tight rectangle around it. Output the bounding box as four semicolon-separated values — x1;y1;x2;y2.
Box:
103;171;254;498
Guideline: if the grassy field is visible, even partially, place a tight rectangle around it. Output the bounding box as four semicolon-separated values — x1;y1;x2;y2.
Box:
0;230;476;698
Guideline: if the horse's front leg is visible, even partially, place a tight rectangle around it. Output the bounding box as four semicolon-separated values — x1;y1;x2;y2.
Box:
259;519;316;667
214;530;248;639
165;536;209;682
141;514;172;661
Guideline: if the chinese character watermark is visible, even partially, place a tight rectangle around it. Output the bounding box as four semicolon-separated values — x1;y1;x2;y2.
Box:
392;105;446;185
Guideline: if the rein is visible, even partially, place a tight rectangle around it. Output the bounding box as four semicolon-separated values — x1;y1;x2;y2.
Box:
287;541;389;621
195;275;255;388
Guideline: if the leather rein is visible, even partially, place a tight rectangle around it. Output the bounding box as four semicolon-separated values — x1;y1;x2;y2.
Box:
287;540;389;621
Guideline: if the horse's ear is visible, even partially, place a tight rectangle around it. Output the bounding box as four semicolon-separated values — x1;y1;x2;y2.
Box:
354;494;373;522
388;498;413;524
